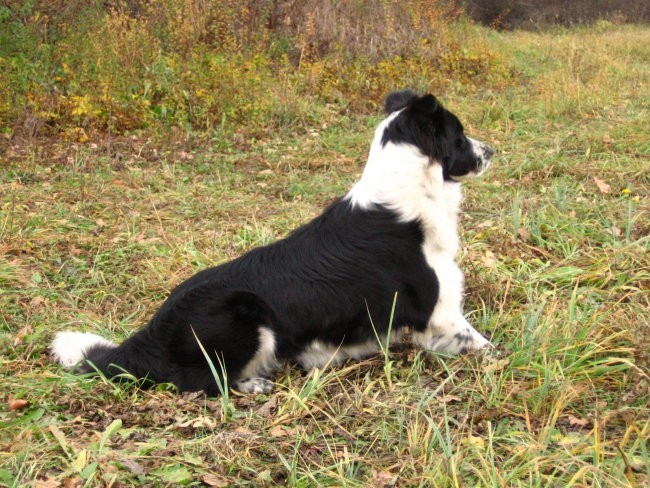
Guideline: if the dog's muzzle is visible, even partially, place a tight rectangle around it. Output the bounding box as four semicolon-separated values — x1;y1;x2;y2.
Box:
473;140;494;175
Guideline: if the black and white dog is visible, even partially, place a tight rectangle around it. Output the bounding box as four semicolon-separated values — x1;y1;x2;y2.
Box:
52;90;494;396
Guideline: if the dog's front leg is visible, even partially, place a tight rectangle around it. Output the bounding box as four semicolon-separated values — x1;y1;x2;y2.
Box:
414;258;492;354
413;314;491;354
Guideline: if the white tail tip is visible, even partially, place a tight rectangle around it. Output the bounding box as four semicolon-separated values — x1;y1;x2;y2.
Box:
50;331;117;368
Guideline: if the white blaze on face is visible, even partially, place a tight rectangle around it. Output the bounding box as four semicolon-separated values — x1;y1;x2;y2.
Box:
467;137;494;176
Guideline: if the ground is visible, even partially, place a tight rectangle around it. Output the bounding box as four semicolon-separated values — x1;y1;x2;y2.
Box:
1;24;649;487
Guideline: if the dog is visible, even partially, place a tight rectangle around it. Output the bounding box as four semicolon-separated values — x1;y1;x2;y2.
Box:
51;90;494;396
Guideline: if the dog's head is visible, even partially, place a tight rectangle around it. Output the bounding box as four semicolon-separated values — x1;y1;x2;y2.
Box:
381;90;493;181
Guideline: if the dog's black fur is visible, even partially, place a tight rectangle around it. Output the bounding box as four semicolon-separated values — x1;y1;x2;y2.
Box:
53;91;493;395
78;203;437;394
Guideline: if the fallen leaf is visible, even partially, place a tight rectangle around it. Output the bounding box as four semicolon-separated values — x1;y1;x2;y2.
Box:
62;477;83;488
72;452;92;477
269;425;286;437
256;469;272;482
30;296;47;307
477;220;495;228
481;250;497;268
177;391;205;404
178;151;194;161
13;325;33;346
593;177;610;194
555;432;582;446
256;394;278;418
567;414;590;428
269;425;296;437
370;469;396;487
121;458;147;476
201;473;230;487
33;478;60;488
49;425;72;457
438;395;462;404
517;227;531;241
9;399;29;411
474;408;501;422
301;445;324;457
176;416;217;429
232;426;254;436
482;358;510;373
68;244;82;256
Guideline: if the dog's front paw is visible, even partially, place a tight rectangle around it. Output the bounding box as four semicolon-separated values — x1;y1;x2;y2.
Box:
415;323;492;354
453;327;493;354
235;377;275;394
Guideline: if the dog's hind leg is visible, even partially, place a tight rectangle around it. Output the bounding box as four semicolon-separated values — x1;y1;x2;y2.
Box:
171;291;280;395
233;327;279;394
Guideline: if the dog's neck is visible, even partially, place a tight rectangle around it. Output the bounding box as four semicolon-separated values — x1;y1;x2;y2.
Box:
346;123;463;256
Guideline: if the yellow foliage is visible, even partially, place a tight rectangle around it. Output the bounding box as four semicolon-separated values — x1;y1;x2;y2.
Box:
62;126;89;142
70;95;96;117
2;0;512;135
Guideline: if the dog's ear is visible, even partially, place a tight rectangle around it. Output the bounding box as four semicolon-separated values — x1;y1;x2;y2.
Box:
409;94;440;115
384;90;418;114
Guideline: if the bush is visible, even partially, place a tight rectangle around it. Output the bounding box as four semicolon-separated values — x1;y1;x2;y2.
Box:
0;0;511;137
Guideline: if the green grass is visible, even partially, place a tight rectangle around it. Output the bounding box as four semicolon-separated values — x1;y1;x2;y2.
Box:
1;24;649;487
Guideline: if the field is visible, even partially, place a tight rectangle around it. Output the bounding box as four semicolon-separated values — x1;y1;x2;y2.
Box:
1;6;649;487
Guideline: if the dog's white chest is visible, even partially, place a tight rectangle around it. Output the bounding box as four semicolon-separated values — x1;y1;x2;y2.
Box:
420;178;462;257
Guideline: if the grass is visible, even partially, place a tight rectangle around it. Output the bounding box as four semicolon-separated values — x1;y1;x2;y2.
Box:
1;22;649;487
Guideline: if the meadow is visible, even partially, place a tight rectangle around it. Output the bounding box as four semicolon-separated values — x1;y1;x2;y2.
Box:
1;2;648;486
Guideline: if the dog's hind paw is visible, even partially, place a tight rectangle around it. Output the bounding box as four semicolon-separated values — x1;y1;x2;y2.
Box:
235;377;274;394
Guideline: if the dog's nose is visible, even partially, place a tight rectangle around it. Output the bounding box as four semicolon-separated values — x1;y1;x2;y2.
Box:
483;145;494;159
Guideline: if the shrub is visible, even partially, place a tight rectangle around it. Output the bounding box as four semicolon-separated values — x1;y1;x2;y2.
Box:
0;0;511;137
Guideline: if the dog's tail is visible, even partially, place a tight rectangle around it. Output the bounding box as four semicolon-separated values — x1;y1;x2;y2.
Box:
50;330;165;384
51;331;118;369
